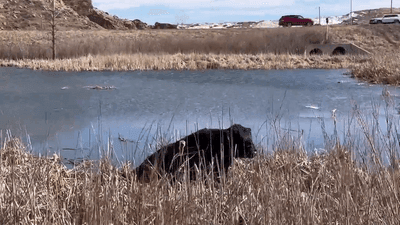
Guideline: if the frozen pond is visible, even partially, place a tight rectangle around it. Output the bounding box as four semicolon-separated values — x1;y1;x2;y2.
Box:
1;68;399;166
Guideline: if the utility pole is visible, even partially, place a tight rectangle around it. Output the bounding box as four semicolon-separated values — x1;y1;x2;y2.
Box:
350;0;353;25
391;0;393;13
52;0;56;60
319;7;320;25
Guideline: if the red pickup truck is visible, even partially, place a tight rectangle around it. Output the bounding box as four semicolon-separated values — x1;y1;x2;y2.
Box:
279;15;314;27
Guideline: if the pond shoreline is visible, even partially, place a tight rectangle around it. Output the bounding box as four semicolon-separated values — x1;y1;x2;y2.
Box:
2;25;400;85
1;53;399;85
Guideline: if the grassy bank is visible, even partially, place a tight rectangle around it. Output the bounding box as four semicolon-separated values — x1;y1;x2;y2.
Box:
1;136;399;224
0;53;370;71
1;25;398;60
1;25;400;84
3;52;399;86
0;28;328;59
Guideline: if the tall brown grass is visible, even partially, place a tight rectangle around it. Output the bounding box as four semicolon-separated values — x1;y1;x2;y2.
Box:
0;53;370;71
2;25;398;60
0;27;328;60
1;135;399;224
351;53;400;85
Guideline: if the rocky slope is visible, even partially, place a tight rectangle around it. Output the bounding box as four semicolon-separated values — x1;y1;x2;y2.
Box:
0;0;148;30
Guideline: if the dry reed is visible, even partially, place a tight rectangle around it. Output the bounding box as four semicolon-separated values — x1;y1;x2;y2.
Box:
0;132;399;224
0;27;328;60
351;53;400;85
0;53;370;71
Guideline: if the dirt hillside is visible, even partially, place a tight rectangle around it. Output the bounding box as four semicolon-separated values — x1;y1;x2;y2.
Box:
0;0;148;30
341;7;400;25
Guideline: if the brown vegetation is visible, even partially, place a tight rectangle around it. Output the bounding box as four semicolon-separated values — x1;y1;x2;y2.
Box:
351;52;400;85
1;134;399;224
0;53;370;71
329;24;400;54
1;17;399;60
0;25;393;74
0;27;328;60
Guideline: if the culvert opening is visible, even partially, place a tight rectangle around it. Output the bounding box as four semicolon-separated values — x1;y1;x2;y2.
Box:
310;48;322;55
332;47;346;55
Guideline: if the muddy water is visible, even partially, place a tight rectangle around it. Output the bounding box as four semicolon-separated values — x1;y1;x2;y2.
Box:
1;68;399;166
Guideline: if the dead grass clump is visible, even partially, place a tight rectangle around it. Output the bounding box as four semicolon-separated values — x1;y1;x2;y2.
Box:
1;135;400;224
0;136;72;224
351;53;400;85
0;137;29;165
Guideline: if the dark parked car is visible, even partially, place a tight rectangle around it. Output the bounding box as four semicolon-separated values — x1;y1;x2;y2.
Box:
279;15;314;27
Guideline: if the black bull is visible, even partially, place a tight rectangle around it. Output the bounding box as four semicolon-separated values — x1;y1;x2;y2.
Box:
153;22;178;29
135;124;257;181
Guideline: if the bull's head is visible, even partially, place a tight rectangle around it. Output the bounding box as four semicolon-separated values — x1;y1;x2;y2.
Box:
229;124;257;158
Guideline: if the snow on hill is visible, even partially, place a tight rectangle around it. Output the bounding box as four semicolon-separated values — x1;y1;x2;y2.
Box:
313;13;357;25
184;13;357;29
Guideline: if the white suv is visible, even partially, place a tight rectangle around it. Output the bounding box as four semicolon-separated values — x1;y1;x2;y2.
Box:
382;14;400;24
370;14;400;24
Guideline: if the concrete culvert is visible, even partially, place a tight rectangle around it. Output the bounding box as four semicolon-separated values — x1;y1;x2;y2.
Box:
310;48;322;55
332;47;346;55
